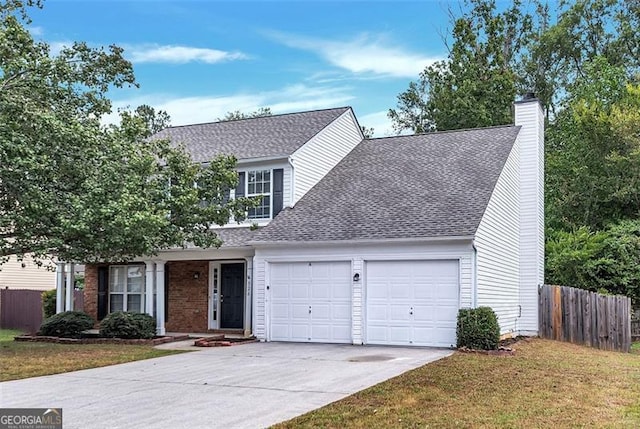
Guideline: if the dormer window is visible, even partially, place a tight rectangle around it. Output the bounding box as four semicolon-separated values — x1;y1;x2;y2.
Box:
236;168;283;222
247;170;271;219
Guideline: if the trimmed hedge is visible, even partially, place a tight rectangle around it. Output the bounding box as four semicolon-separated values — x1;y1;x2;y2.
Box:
99;312;156;339
456;307;500;350
38;311;95;339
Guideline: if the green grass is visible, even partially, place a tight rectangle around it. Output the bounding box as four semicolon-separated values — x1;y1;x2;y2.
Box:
0;328;24;342
275;339;640;429
631;341;640;353
0;328;186;382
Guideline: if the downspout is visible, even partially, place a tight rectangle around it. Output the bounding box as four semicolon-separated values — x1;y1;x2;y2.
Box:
471;240;478;308
288;155;295;207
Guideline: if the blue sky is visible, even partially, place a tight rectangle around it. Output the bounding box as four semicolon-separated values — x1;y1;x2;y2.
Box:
29;1;465;136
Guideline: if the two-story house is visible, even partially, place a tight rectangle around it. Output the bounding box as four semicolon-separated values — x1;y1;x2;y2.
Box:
63;97;543;348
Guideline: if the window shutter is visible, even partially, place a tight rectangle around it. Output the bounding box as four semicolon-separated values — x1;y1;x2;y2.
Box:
273;168;284;216
235;172;245;198
97;266;109;320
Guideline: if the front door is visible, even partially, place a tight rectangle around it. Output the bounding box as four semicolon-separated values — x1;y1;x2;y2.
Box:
220;263;245;329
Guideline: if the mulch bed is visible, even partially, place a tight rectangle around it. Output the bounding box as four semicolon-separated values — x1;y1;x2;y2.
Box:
14;334;190;346
457;336;533;356
193;334;257;347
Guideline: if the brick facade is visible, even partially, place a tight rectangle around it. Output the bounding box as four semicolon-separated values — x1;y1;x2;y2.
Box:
165;261;209;333
84;260;211;333
83;264;99;322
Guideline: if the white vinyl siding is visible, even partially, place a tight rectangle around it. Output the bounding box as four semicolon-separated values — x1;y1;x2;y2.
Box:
475;133;521;336
515;100;545;335
0;256;56;290
253;240;473;344
291;109;362;204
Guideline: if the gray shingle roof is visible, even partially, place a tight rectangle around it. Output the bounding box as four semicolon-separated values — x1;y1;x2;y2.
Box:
253;125;521;243
153;107;350;163
216;227;257;248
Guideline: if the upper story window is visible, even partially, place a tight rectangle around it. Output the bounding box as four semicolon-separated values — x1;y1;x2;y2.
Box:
247;170;271;219
235;168;282;222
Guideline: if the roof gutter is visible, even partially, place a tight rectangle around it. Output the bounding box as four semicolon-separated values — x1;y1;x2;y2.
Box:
236;155;289;165
248;235;475;247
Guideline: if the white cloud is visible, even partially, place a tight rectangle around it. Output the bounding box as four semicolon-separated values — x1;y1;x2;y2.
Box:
104;83;354;126
48;41;72;56
126;44;248;64
29;26;44;36
266;31;440;78
358;110;397;138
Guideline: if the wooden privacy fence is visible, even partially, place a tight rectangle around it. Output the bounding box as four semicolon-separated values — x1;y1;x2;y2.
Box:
0;289;84;334
632;320;640;341
539;285;632;352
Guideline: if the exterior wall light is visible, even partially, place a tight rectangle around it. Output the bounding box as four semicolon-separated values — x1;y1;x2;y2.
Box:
353;273;360;282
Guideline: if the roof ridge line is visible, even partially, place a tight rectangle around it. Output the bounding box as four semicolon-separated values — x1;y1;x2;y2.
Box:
366;124;519;141
162;106;352;130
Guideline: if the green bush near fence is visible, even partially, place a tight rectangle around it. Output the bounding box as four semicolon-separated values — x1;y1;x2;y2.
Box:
41;289;56;319
456;307;500;350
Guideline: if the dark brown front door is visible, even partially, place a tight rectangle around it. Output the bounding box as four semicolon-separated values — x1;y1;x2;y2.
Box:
220;263;244;329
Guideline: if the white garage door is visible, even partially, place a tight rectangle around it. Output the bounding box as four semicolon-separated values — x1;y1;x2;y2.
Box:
366;260;459;347
270;261;352;343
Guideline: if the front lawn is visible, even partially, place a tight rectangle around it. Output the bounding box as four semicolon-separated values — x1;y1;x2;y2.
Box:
276;339;640;428
0;329;185;382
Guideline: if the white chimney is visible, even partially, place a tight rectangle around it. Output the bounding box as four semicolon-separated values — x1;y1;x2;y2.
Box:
514;94;544;335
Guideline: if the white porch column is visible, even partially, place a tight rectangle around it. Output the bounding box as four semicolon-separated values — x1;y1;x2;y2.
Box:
144;261;155;316
244;257;253;337
65;262;74;311
55;262;65;313
155;261;166;335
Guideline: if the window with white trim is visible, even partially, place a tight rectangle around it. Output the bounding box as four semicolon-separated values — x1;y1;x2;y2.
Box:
247;169;271;219
109;265;145;313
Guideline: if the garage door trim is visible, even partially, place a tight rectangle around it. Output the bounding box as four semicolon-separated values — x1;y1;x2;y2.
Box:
363;258;461;347
267;260;353;343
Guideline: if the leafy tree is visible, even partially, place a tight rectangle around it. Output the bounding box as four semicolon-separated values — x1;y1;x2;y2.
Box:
546;220;640;303
132;104;171;137
360;125;374;139
389;0;640;133
217;107;272;121
0;1;255;265
546;57;640;230
388;0;532;133
522;0;640;117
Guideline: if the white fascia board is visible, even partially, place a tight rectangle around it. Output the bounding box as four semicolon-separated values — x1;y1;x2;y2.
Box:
248;235;475;248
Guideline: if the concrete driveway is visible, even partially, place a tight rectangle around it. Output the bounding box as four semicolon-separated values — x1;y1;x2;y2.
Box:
0;342;452;429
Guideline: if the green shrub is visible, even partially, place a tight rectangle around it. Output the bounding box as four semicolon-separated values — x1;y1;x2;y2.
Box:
42;289;57;319
456;307;500;350
38;311;95;338
99;312;156;339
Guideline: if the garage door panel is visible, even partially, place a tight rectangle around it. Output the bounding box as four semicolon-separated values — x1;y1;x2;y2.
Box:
270;261;352;344
389;305;412;322
389;284;412;299
366;260;459;347
291;303;311;320
290;285;310;299
367;282;389;299
331;303;351;320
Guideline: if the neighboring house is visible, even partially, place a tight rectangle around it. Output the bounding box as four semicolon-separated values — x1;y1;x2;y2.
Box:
0;255;56;290
67;98;543;348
